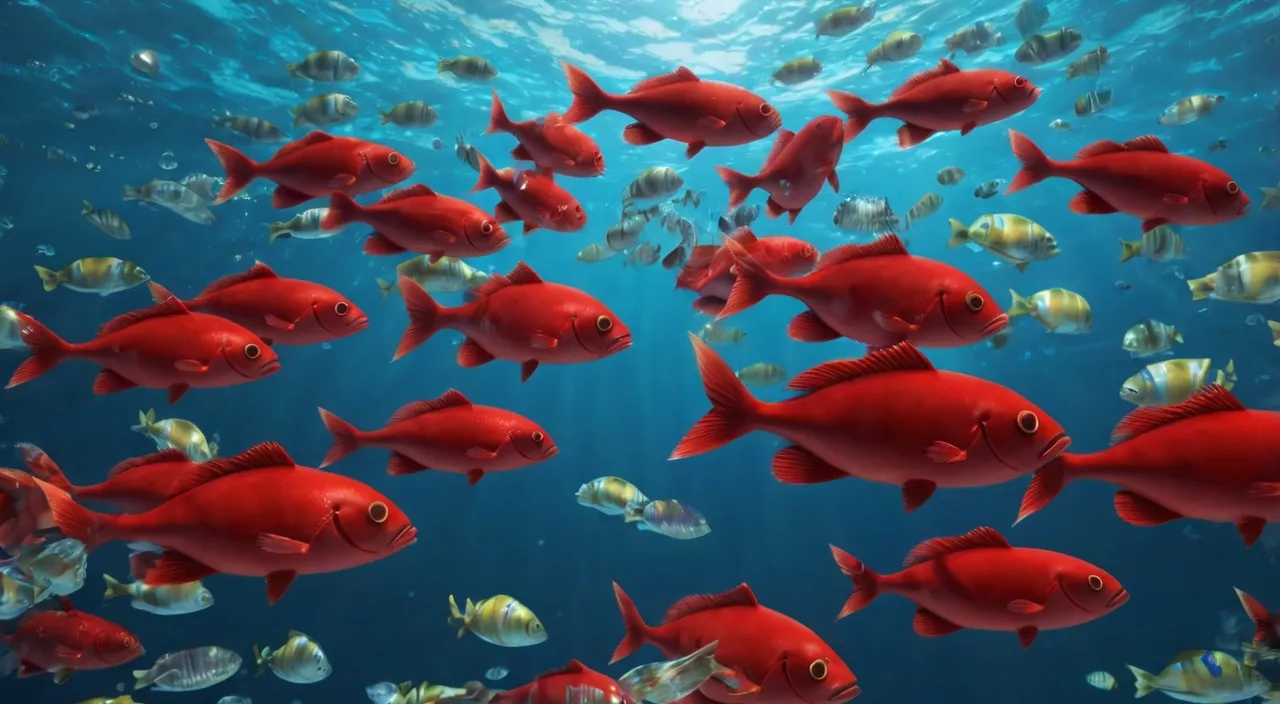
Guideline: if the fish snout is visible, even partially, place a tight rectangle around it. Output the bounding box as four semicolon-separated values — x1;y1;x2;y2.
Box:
260;359;282;376
391;524;418;549
347;314;370;334
543;444;560;459
1106;588;1129;609
606;333;634;354
829;682;862;701
981;313;1010;336
1038;432;1071;461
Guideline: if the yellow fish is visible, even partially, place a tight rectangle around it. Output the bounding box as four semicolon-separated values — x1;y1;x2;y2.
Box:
1015;27;1083;65
34;258;149;296
936;166;965;185
815;4;876;38
1128;650;1280;703
448;594;546;647
1158;95;1225;126
772;58;823;86
1122;319;1183;358
864;31;923;73
381;101;439;127
104;572;213;616
0;304;26;350
74;697;139;704
287;50;360;81
1008;288;1091;333
736;363;788;387
254;630;332;684
131;409;217;462
949;215;1059;272
1119;225;1187;263
438;56;498;81
576;476;649;516
1066;46;1109;79
1187;252;1280;303
1120;358;1235;407
377;257;489;299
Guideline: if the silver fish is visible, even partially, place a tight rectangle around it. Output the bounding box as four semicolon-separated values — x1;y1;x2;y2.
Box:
833;194;899;233
625;500;711;540
133;647;243;691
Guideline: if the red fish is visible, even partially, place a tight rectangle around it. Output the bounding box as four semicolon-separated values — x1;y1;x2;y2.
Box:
0;469;68;551
487;91;604;177
323;184;511;261
471;152;586;234
719;234;1007;350
486;660;632;704
673;338;1070;512
1015;385;1280;546
828;59;1040;147
830;526;1128;649
5;284;280;405
611;582;860;704
676;229;818;316
317;388;558;485
39;442;418;604
561;63;782;160
18;443;199;513
715;116;844;223
1234;588;1280;657
1007;131;1250;232
206;131;415;209
164;262;367;346
3;597;143;682
394;262;632;382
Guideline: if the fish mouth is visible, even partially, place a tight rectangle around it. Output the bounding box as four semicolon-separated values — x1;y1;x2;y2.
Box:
1029;86;1043;102
390;524;418;550
829;682;862;701
606;333;634;355
346;315;370;334
980;313;1010;337
1106;588;1130;609
259;359;282;376
332;510;380;554
1038;432;1071;461
543;444;559;459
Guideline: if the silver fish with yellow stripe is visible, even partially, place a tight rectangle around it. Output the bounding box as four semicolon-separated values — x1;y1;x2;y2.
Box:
1122;319;1183;358
578;243;620;263
697;320;747;345
131;408;218;461
288;50;360;81
1008;287;1091;333
904;193;942;229
772;58;823;86
943;22;1004;59
268;207;346;244
623;167;684;203
625;499;711;540
35;258;149;296
0;572;49;620
81;200;131;239
1066;46;1109;79
254;630;332;683
124;179;215;225
936;166;965;186
215;115;289;142
103;572;213;616
576;476;650;516
816;3;876;38
377;257;489;299
381;101;439;127
736;363;787;387
438;56;498;81
1119;225;1187;263
1187;252;1280;303
1158;95;1225;126
864;30;923;73
1120;358;1236;407
448;594;546;647
1015;27;1083;65
291;93;359;128
948;215;1059;272
1127;650;1280;703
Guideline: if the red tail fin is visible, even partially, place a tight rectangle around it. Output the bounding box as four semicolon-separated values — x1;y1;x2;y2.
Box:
1006;130;1055;194
610;582;652;664
826;91;878;143
1236;588;1276;647
1014;459;1069;525
830;544;880;619
322;193;363;231
718;237;781;319
15;443;73;493
394;277;445;361
470;151;502;194
714;166;758;210
204;139;260;205
487;90;514;135
6;314;72;389
41;484;105;549
561;62;611;124
317;408;362;467
669;334;760;460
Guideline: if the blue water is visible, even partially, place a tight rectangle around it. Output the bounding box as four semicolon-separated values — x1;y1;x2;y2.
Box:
2;0;1280;701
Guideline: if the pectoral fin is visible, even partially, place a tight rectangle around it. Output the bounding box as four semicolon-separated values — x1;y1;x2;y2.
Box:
1162;193;1189;205
962;99;989;113
925;425;980;463
466;443;503;460
173;359;210;373
264;314;298;331
326;174;358;188
257;533;312;555
1007;599;1046;614
697;116;727;129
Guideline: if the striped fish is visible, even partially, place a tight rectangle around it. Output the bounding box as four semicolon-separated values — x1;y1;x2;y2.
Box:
1008;287;1092;333
1187;252;1280;303
1118;225;1187;263
1015;27;1082;65
448;594;546;647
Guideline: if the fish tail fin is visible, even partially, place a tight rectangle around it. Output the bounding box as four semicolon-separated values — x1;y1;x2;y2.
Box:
1007;289;1033;319
1268;321;1280;348
1126;665;1157;698
1171;328;1184;344
133;669;154;691
1015;458;1070;525
714;166;758;210
1006;130;1055;194
376;277;395;301
286;62;299;77
378;110;392;125
322;192;363;231
486;90;513;135
316;408;362;468
42;488;106;549
16;442;74;493
470;150;501;193
129;408;152;435
436;58;450;74
33;266;60;292
252;645;270;676
670;334;761;460
1186;276;1214;301
266;221;288;244
102;573;129;599
946;218;970;248
1218;359;1237;391
6;313;73;389
1118;239;1142;263
609;582;654;663
204;138;259;205
447;594;471;638
829;544;880;618
825;90;878;142
719;236;782;319
458;680;497;704
122;186;142;201
394;277;448;361
1234;587;1276;654
561;62;611;124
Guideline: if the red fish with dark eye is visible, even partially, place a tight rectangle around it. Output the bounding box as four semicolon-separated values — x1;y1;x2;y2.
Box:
611;582;860;704
3;597;143;682
393;261;632;383
484;660;633;704
33;442;418;605
206;131;415;209
322;184;510;262
487;91;605;178
716;116;845;223
718;234;1007;351
1006;131;1250;232
15;442;200;513
471;152;586;235
1014;385;1280;547
317;388;558;485
673;338;1071;512
561;63;782;160
676;229;818;317
161;262;367;346
5;283;280;405
830;526;1127;650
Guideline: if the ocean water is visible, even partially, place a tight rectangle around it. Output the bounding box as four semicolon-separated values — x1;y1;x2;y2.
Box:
2;0;1280;702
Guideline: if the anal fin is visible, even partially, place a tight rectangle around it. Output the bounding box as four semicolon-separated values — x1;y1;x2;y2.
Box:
788;311;842;342
770;446;846;484
387;452;427;476
144;551;218;586
1113;490;1182;526
901;479;937;512
912;607;963;636
897;123;937;148
622;123;665;146
1068;190;1119;215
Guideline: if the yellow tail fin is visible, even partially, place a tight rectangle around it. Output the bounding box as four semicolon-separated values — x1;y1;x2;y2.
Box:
376;278;395;300
103;573;130;600
946;218;969;248
1126;664;1157;698
1171;328;1183;344
33;265;60;292
1118;239;1142;263
1216;359;1237;391
1269;321;1280;347
437;58;450;73
1187;276;1214;301
267;222;287;244
448;594;469;638
1007;289;1032;318
253;645;270;676
380;111;392;124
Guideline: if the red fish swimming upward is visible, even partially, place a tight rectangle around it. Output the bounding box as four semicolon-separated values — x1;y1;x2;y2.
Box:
166;262;368;346
206;131;415;208
676;230;818;317
1007;131;1250;232
323;184;511;261
6;284;280;405
472;152;586;234
487;91;605;178
715;115;845;223
830;526;1128;649
829;59;1040;147
611;582;860;704
673;338;1069;512
39;442;417;605
17;443;199;514
1015;385;1280;547
561;63;782;159
4;597;143;683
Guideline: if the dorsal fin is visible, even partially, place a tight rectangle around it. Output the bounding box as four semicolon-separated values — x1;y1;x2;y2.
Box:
763;130;796;168
199;262;279;298
892;59;962;99
814;234;908;272
630;67;700;93
1111;384;1244;444
107;449;192;479
1123;135;1168;153
470;261;544;298
272;131;335;161
387;389;472;425
379;184;438;204
726;227;758;246
788;342;933;393
1075;140;1126;159
903;526;1011;568
537;660;587;680
99;286;191;337
168;442;295;497
664;583;758;623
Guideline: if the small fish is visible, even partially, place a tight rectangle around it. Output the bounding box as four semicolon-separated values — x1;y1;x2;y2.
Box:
943;21;1004;59
833;194;899;233
1122;319;1183;358
625;500;711;540
1074;87;1113;117
1127;650;1277;702
903;193;941;229
1262;187;1280;211
625;242;662;267
673;188;703;209
576;476;650;516
577;243;619;263
448;594;546;647
816;3;876;38
623;167;684;202
1119;225;1187;263
131;408;218;461
486;667;509;681
1015;27;1082;65
1188;252;1280;303
696;320;746;345
1014;0;1050;38
606;205;661;253
103;570;213;616
1066;46;1109;79
936;166;965;186
291;93;359;128
129;49;160;77
718;203;759;234
773;57;823;86
948;214;1059;272
456;133;482;172
288;50;360;81
1008;287;1092;334
662;245;689;270
0;539;86;599
735;363;787;387
0;573;45;621
123;179;215;225
1114;280;1132;291
1159;95;1225;126
381;101;439;127
1049;119;1071;130
1208;138;1228;152
1120;358;1235;407
376;256;489;298
1086;671;1118;692
268;207;347;244
254;630;331;684
438;56;498;81
973;179;1006;199
81;200;131;239
133;647;242;691
214;115;289;142
864;30;923;73
620;642;742;704
34;258;150;296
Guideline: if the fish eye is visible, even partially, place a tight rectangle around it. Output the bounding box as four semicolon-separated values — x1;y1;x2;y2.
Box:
964;292;985;312
481;221;494;235
244;343;261;360
1016;410;1040;435
368;501;389;524
123;636;135;648
531;431;545;443
388;152;401;165
596;315;613;332
809;660;828;681
334;301;350;316
1088;574;1104;591
1014;76;1028;88
759;103;774;116
1227;181;1240;195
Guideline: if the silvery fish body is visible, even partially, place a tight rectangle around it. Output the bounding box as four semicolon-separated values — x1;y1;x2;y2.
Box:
215;115;289;142
718;204;759;234
833;194;899;233
973;179;1006;199
134;647;243;691
576;476;649;516
124;180;215;225
2;538;87;596
180;173;223;202
619;642;726;704
627;500;711;540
